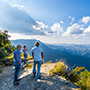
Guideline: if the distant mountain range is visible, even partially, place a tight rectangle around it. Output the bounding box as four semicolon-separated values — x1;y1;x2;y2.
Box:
11;39;90;71
47;44;90;58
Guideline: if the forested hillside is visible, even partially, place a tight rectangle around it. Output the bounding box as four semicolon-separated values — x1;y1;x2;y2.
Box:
0;30;15;59
0;30;16;73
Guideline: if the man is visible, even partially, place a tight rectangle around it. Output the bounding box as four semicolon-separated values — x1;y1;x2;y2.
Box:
13;45;22;85
32;41;44;80
23;45;28;64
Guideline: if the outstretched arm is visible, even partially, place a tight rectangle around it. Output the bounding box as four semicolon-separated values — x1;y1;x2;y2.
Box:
32;52;34;59
25;47;28;51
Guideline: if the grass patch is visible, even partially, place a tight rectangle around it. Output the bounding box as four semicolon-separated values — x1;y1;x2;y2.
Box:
25;63;33;70
49;62;65;76
21;53;33;61
0;54;14;66
46;61;53;63
0;53;33;66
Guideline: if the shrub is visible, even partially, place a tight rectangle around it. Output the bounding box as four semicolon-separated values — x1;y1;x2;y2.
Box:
27;57;33;60
49;62;65;76
66;66;85;83
0;48;7;58
0;30;16;59
49;62;90;90
76;69;90;90
21;53;32;61
0;54;14;66
25;63;33;70
46;61;53;63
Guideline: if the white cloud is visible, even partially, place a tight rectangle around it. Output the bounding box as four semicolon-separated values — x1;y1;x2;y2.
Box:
32;21;48;30
0;0;46;35
84;25;90;33
81;16;90;24
62;23;84;37
60;21;64;24
10;3;25;11
50;23;63;36
68;16;75;25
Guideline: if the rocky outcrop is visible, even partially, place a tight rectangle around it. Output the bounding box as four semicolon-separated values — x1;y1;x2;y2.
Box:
0;63;78;90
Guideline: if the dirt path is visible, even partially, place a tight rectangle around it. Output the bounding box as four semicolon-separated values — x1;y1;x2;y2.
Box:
0;62;78;90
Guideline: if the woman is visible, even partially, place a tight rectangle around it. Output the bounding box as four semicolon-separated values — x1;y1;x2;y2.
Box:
23;45;28;64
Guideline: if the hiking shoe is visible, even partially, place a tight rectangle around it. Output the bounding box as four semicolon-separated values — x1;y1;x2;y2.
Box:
35;76;41;80
38;76;41;79
17;78;21;81
14;82;20;86
24;62;26;64
33;72;36;77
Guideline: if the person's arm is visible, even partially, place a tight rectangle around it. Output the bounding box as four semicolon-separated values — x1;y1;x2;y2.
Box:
32;52;34;59
41;52;44;63
25;47;28;51
16;51;21;64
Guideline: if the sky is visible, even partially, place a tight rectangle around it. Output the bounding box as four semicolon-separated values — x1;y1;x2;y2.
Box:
0;0;90;44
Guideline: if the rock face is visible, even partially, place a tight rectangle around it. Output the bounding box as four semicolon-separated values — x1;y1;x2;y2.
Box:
0;63;78;90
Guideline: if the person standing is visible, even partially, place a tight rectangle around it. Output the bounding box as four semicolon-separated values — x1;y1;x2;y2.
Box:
23;46;28;64
32;42;44;80
13;45;22;85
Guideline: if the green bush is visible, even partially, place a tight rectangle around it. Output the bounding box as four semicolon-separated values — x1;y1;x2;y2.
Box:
66;66;85;83
46;61;53;63
49;62;65;76
0;48;7;58
63;66;90;90
76;69;90;90
49;62;90;90
25;63;33;70
0;54;14;66
0;53;32;67
0;30;16;59
21;53;32;62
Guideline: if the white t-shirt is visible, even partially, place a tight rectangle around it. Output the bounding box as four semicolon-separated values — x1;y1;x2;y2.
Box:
32;46;43;61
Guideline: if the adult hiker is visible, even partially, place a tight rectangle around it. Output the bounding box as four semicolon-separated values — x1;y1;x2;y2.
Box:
13;45;22;85
23;45;28;64
32;41;44;80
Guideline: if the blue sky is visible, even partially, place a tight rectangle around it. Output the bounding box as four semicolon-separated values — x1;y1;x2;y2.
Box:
9;0;90;23
0;0;90;44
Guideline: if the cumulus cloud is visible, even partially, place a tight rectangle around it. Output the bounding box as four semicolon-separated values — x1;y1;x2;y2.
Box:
81;16;90;24
62;23;84;37
84;25;90;33
32;21;48;30
68;16;75;25
60;21;64;24
0;0;46;35
49;23;63;36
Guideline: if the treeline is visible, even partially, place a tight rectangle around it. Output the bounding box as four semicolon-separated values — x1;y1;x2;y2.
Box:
0;30;16;59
